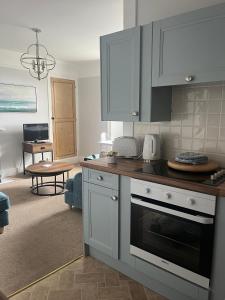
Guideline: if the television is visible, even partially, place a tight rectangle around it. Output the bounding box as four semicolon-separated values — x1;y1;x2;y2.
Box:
23;123;49;143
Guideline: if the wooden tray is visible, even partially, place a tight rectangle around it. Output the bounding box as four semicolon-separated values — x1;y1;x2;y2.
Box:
167;160;219;173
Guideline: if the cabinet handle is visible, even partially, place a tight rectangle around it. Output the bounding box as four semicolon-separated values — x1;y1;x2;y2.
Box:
97;176;103;181
111;196;118;201
131;111;139;116
185;76;194;82
40;147;45;150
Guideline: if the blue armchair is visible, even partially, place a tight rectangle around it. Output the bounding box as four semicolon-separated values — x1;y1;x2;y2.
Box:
0;192;10;234
64;172;82;209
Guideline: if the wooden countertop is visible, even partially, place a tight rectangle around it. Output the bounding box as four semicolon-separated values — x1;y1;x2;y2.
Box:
80;158;225;197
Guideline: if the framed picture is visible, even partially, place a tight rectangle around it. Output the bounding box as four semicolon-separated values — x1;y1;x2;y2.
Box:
0;83;37;112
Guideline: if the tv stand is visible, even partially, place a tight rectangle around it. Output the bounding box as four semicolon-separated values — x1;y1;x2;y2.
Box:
22;142;54;174
32;140;47;144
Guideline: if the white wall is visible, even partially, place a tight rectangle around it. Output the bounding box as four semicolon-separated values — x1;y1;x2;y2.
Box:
76;60;100;78
76;60;124;158
0;67;49;176
78;76;108;157
136;0;225;25
0;49;78;176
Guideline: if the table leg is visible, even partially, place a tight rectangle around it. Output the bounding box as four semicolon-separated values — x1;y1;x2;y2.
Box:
36;177;39;195
42;153;44;160
23;151;25;175
55;176;57;194
32;153;35;165
63;172;65;186
51;151;54;162
41;176;43;185
32;176;34;188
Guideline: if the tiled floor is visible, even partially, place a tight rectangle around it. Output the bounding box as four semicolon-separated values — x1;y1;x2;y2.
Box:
10;256;167;300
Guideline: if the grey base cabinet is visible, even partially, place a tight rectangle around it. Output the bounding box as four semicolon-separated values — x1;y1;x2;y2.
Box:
152;3;225;86
83;171;210;300
83;169;119;259
210;196;225;300
119;176;135;267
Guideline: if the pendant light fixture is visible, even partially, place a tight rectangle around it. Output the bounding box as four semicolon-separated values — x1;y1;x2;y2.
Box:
20;28;56;80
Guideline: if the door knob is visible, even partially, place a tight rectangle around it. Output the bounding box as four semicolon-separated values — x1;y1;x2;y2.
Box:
131;111;139;116
97;176;103;181
51;116;55;120
185;76;194;82
111;196;118;201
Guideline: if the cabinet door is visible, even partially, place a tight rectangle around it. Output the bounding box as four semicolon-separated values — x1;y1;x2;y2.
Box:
120;176;136;267
101;27;140;121
152;4;225;86
83;182;119;259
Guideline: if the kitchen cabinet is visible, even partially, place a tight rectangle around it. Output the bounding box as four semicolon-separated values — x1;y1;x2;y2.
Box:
100;24;172;122
101;27;141;122
210;196;225;300
82;166;211;300
120;176;135;267
152;3;225;87
83;170;119;259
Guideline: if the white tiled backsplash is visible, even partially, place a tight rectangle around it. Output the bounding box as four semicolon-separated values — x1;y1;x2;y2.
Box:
134;83;225;167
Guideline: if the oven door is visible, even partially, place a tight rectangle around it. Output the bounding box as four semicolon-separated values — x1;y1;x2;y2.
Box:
130;196;214;288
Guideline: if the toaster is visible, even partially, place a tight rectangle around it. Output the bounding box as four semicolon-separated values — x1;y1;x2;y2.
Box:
112;136;138;157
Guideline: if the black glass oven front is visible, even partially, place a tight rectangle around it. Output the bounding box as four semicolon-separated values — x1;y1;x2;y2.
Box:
130;195;214;278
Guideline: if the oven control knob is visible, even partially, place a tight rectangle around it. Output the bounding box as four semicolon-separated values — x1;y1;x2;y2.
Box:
188;198;196;206
146;188;151;194
210;174;216;181
165;192;172;199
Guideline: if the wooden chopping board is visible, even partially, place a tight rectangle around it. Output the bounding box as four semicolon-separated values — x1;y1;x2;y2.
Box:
168;160;219;173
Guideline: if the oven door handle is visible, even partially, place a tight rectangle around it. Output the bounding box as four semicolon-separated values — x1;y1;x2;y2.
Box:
131;197;214;224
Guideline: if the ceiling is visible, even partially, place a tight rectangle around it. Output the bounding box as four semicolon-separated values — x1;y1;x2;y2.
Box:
137;0;225;24
0;0;224;63
0;0;123;62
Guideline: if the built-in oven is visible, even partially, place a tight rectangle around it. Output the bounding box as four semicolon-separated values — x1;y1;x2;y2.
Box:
130;179;216;289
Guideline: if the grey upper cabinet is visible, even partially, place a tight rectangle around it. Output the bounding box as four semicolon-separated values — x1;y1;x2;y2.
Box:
152;3;225;87
83;181;119;259
101;27;141;122
101;24;172;122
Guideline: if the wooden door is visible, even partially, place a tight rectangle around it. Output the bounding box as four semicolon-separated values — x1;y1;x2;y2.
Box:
51;78;77;159
100;26;141;121
83;182;119;259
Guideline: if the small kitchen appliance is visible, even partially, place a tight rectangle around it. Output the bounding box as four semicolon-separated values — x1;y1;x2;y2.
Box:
142;134;160;162
112;136;138;157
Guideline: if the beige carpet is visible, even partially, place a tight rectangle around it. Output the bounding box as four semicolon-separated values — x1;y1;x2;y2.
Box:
0;166;83;296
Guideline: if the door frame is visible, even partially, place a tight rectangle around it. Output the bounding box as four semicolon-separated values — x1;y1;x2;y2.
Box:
50;77;77;160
